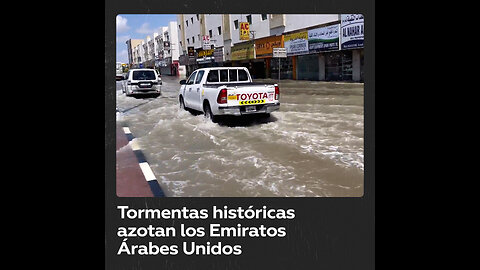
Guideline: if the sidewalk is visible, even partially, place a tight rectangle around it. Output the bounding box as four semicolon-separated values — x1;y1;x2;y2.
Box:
116;125;156;197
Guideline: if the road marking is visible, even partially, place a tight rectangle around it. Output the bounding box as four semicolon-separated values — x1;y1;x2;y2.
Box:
121;126;165;197
130;139;141;151
139;162;157;181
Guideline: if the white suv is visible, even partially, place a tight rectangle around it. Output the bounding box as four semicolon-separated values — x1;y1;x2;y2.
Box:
122;69;162;98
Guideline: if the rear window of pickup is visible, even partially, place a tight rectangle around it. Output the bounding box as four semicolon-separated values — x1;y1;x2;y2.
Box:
206;69;249;83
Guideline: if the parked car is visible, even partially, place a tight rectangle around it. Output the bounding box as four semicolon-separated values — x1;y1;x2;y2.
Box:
178;67;280;122
122;69;162;98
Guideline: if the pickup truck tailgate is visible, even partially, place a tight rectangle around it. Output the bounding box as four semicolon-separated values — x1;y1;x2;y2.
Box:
226;85;277;106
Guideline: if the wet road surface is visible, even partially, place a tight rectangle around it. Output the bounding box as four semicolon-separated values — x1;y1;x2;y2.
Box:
116;76;364;197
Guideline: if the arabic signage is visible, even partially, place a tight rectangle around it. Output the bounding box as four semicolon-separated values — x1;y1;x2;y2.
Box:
255;35;284;59
308;24;339;53
340;14;364;50
239;22;250;40
231;41;255;61
214;47;224;62
272;47;287;58
284;31;309;56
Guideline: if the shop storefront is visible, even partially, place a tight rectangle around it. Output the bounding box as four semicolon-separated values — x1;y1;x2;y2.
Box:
305;23;340;81
255;35;285;79
229;40;262;77
325;50;353;81
196;48;216;68
285;31;309;80
297;54;319;81
340;14;364;82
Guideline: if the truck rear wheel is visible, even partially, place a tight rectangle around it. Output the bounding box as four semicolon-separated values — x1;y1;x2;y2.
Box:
203;103;218;123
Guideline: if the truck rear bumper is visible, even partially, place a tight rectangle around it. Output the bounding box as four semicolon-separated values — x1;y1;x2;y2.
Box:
217;103;280;116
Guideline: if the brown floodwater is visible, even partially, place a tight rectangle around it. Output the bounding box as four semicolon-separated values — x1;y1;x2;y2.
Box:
116;76;364;197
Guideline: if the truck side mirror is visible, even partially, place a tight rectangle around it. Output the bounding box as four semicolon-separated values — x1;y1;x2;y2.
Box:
180;80;187;85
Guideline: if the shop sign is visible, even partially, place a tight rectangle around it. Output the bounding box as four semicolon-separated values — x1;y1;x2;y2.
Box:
272;48;287;58
340;14;364;50
239;22;250;40
187;46;195;58
255;35;284;59
198;49;214;58
308;24;340;52
158;60;168;67
202;35;211;50
214;47;224;62
231;41;255;61
284;31;309;56
179;54;189;65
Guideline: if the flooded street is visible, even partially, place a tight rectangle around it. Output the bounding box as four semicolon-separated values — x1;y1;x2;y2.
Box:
116;76;364;197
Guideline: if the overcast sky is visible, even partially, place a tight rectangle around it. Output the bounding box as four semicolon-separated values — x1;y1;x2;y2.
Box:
116;14;177;63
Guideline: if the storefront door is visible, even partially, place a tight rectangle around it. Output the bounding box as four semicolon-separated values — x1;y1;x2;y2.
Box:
325;51;353;81
297;54;319;81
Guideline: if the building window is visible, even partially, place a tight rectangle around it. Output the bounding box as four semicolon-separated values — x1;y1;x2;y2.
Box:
191;17;194;24
187;38;190;44
179;25;181;30
217;26;222;35
196;14;199;20
246;15;252;24
261;14;268;21
186;20;188;27
192;36;195;43
209;29;213;38
198;34;200;41
179;41;182;47
234;20;239;30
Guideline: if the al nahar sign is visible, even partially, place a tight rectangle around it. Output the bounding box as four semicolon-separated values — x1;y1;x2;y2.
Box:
340;14;364;50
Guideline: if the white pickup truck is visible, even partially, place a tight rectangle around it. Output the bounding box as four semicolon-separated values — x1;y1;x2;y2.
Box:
178;67;280;121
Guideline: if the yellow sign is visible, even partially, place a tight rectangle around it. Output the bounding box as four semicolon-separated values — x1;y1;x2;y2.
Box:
239;100;266;105
239;22;250;40
284;31;308;41
198;49;214;57
231;41;255;61
255;35;284;58
228;95;237;100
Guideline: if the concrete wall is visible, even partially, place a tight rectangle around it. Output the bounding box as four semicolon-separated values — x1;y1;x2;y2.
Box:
183;14;202;49
168;21;180;61
204;14;224;48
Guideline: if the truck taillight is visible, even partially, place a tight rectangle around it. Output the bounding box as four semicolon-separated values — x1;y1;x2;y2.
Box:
217;88;228;104
275;85;280;100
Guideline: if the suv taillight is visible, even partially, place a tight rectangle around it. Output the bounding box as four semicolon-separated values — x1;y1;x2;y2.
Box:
217;88;228;104
275;85;280;100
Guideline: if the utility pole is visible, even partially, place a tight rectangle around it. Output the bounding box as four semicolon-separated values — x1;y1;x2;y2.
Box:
250;31;256;59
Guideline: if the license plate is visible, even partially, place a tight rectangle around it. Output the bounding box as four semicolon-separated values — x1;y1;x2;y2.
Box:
246;106;257;112
140;83;150;87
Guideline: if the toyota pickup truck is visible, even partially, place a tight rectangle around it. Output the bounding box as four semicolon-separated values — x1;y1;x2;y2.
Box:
178;67;280;122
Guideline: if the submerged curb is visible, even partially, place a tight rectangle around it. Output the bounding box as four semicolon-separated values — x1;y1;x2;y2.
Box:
122;127;165;197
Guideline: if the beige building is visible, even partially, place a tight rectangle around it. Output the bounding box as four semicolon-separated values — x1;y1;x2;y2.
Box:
126;39;143;67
